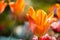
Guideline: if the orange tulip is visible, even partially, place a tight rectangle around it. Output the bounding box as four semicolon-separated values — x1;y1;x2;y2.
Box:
49;4;60;19
27;7;54;37
0;0;7;14
49;3;60;13
9;0;25;16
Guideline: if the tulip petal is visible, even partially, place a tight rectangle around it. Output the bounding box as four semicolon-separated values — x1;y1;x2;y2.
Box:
0;0;7;13
57;8;60;19
36;10;42;25
28;6;36;21
28;16;36;32
49;4;60;20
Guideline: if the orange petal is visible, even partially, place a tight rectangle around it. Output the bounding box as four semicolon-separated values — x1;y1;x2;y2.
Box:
0;0;7;13
48;18;58;24
57;8;60;19
48;11;54;18
28;16;36;32
41;10;47;25
34;26;44;37
28;6;36;21
47;11;54;23
49;5;56;12
28;6;35;16
36;10;42;25
49;3;60;12
36;10;47;26
15;0;25;13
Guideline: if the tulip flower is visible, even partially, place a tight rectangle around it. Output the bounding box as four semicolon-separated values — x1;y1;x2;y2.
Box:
49;4;60;13
0;0;7;14
9;0;25;17
49;4;60;19
27;6;54;37
49;4;60;33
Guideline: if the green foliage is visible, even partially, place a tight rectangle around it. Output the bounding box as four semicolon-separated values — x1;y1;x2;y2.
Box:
31;0;60;13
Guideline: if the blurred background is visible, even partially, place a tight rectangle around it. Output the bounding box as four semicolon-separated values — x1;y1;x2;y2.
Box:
0;0;60;40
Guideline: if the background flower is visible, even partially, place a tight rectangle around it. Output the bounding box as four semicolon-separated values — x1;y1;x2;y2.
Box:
9;0;25;17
